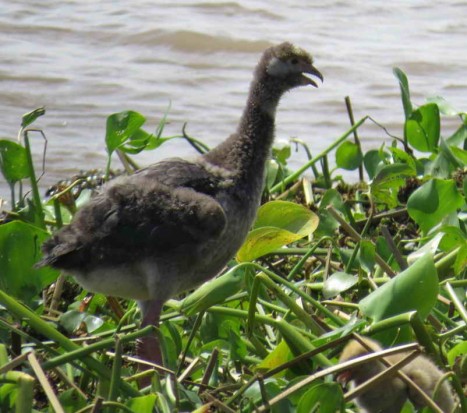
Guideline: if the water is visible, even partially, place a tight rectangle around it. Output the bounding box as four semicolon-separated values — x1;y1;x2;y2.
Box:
1;0;466;203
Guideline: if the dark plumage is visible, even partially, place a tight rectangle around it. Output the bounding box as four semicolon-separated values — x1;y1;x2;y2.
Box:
338;337;456;413
37;42;322;381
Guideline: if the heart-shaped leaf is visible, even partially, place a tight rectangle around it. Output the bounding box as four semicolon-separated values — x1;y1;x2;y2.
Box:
0;139;30;183
360;254;438;322
407;179;465;233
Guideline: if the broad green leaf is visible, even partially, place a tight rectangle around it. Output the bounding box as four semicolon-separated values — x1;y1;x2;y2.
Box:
21;107;45;128
370;163;415;208
181;265;246;315
59;310;86;333
407;179;465;233
256;340;292;375
447;341;467;367
228;323;247;361
273;142;291;165
238;201;318;262
358;240;376;273
105;110;146;155
323;272;358;299
237;227;304;262
404;103;440;152
315;189;346;237
446;123;467;147
427;138;464;178
59;310;104;334
0;140;30;183
0;221;58;304
454;244;467;275
335;141;362;170
439;226;467;252
360;254;438;322
388;147;418;172
126;395;157;413
58;389;87;412
253;200;319;234
450;146;467;165
364;149;386;180
393;67;413;119
297;382;344;413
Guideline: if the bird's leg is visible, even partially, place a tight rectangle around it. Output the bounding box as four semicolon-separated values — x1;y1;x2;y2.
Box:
136;299;163;388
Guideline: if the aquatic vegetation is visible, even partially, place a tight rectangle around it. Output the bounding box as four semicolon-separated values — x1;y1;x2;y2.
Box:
0;69;465;412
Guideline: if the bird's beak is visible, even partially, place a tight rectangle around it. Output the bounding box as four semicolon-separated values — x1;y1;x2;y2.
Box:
301;63;323;87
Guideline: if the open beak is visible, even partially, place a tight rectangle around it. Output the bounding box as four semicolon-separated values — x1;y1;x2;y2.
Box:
301;63;324;87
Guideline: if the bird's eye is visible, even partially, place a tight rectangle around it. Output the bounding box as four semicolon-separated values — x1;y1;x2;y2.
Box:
291;58;299;64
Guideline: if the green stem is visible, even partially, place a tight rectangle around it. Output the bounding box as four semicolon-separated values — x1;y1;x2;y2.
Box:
0;289;140;397
108;337;123;405
0;371;34;413
269;116;368;193
23;131;45;228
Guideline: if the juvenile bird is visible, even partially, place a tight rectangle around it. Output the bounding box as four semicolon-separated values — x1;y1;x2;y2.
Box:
338;337;456;413
37;42;323;380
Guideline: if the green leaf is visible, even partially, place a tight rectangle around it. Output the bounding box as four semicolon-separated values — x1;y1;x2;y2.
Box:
105;110;146;155
450;146;467;165
370;163;415;208
0;221;59;304
59;310;86;333
407;179;465;233
393;67;413;120
181;265;246;315
119;129;154;154
388;147;418;172
0;140;30;183
273;143;291;165
237;201;318;262
265;160;280;190
322;272;358;299
315;189;346;237
21;107;46;128
58;389;87;412
404;103;440;152
364;149;386;180
237;227;305;262
360;254;438;322
447;341;467;367
335;141;362;170
446;123;467;147
358;240;376;273
126;394;157;412
297;382;344;413
253;200;319;233
256;340;292;375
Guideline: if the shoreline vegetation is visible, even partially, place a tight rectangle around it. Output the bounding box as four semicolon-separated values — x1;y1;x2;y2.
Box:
0;68;466;412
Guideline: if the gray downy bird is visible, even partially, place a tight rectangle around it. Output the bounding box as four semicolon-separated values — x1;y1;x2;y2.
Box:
37;42;323;384
338;337;456;413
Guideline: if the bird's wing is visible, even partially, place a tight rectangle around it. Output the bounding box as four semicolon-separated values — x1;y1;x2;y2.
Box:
134;157;234;195
39;159;229;270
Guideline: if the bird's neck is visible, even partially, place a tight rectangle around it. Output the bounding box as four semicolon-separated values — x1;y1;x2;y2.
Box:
204;77;283;189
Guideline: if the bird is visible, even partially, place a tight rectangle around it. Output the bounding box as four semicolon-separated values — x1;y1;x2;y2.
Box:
337;337;456;413
36;42;323;383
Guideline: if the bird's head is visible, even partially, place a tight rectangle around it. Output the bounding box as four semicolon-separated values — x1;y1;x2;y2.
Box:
263;42;323;90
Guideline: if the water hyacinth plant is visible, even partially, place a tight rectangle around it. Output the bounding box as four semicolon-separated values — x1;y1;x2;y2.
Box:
0;69;465;412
